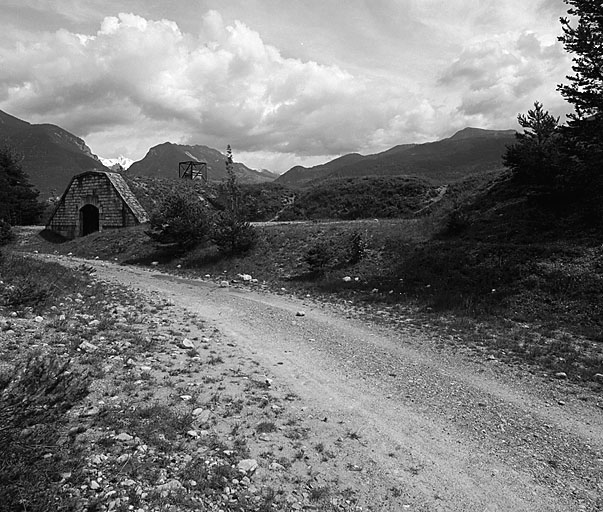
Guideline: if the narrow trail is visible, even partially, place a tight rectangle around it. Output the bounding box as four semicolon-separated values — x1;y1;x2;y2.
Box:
43;255;603;511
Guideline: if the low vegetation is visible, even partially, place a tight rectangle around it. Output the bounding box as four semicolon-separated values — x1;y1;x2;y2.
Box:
146;191;212;252
278;176;440;221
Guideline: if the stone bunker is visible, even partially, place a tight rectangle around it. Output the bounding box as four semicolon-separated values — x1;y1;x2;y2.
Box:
46;170;148;239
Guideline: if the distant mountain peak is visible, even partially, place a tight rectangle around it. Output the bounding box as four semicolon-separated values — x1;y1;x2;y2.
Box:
277;127;517;187
449;127;516;140
100;155;135;171
0;109;107;197
128;142;275;184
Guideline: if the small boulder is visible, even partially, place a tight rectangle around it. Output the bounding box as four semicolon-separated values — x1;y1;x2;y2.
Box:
342;276;352;282
554;372;568;380
237;459;258;474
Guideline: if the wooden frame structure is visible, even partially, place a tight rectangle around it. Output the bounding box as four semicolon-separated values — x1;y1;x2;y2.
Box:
179;161;208;182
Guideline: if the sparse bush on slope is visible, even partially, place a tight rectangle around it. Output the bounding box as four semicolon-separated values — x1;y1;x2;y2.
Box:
0;352;89;512
146;191;211;252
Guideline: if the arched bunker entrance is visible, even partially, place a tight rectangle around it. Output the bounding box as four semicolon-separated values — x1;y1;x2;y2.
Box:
80;204;99;236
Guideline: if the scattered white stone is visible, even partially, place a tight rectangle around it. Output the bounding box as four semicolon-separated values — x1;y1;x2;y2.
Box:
555;372;568;380
192;408;204;416
151;261;159;266
237;459;258;474
220;280;230;288
156;479;184;493
89;319;100;327
78;341;99;352
342;276;352;282
180;395;193;401
34;316;44;323
594;373;603;383
179;338;195;350
116;454;130;464
115;432;133;442
89;480;100;490
187;430;199;438
296;311;305;317
176;264;182;269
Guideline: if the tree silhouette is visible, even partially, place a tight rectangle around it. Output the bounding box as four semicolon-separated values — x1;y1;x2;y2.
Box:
503;102;562;184
557;0;603;169
0;146;43;226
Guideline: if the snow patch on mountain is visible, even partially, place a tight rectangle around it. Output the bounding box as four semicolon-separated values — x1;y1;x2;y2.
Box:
100;155;134;171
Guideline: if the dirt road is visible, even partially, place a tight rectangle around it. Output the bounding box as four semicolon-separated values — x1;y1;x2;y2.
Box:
45;255;603;511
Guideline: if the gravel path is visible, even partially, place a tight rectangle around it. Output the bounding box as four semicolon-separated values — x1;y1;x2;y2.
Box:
41;255;603;511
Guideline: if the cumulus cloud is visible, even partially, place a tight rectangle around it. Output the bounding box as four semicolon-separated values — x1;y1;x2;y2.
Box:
0;5;574;171
438;31;571;127
1;11;399;160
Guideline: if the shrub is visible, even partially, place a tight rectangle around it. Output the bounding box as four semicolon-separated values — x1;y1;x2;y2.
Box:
0;254;85;310
211;210;257;255
346;231;368;264
146;192;211;251
304;239;337;274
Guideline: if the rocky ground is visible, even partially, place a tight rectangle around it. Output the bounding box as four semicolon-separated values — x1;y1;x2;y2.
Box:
0;260;376;512
1;245;602;511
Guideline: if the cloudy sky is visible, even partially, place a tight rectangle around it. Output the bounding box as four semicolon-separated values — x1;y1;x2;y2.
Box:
0;0;574;172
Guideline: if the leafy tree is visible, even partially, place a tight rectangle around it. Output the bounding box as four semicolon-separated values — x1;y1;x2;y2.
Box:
557;0;603;170
0;146;43;225
211;145;257;254
146;191;210;251
503;102;562;184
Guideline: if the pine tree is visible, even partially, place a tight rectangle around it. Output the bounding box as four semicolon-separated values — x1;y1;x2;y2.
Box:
557;0;603;165
0;147;43;225
211;145;257;254
503;102;562;184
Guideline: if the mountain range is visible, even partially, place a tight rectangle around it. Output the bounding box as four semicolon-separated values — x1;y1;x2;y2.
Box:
277;127;517;187
1;108;517;201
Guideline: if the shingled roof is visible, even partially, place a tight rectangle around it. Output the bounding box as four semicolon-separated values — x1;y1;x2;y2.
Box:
103;171;149;223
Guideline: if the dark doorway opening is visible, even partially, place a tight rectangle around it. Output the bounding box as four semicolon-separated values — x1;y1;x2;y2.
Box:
80;204;99;236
